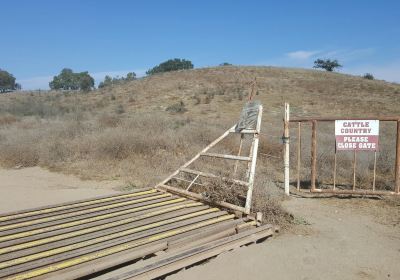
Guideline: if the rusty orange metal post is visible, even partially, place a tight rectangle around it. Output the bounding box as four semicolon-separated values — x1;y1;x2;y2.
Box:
297;122;301;191
333;148;337;190
352;150;357;191
311;120;317;191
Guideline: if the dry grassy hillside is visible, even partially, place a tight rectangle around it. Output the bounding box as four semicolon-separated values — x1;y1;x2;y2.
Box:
0;66;399;195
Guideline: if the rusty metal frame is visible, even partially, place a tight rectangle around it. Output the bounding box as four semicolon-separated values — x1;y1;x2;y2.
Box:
289;116;400;195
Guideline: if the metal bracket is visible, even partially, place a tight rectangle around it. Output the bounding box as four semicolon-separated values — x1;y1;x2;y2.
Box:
281;136;290;144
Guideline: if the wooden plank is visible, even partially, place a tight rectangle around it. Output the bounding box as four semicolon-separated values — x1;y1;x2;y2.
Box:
0;209;224;271
0;200;195;247
158;184;246;213
235;220;256;233
0;211;231;277
0;193;172;231
0;205;209;259
166;220;243;252
131;227;273;280
229;128;257;134
0;188;153;222
40;222;244;280
40;242;168;280
3;214;235;280
89;222;243;280
97;224;273;280
200;152;251;161
0;196;182;237
0;191;161;226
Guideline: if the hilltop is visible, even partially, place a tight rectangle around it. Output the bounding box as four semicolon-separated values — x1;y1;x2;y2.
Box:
0;66;399;188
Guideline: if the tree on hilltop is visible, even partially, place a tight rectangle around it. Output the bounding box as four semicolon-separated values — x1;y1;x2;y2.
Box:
49;68;94;91
363;73;374;80
0;69;20;92
146;58;193;75
313;59;342;72
98;72;136;88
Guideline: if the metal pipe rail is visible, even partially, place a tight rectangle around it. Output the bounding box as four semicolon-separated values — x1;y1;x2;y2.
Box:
289;116;400;195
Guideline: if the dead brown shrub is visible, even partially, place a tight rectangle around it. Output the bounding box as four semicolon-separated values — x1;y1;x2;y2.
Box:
0;129;40;167
196;178;247;207
0;66;399;227
188;176;293;228
251;185;294;229
0;115;18;126
97;114;120;128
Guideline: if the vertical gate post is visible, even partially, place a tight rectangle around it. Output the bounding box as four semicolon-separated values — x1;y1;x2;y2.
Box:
333;146;337;190
395;120;400;193
244;105;263;214
352;150;357;190
311;120;317;191
297;122;301;191
283;103;290;195
372;151;377;192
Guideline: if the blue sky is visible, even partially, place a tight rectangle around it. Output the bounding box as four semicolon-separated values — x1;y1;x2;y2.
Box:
2;0;399;89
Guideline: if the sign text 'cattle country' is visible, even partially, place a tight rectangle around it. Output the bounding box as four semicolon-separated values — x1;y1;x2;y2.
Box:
335;120;379;151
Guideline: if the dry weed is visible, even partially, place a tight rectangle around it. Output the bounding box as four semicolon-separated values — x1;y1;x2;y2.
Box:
0;66;399;226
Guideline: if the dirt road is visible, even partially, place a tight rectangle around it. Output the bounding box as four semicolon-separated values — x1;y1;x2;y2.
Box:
0;168;398;279
168;197;399;280
0;167;119;212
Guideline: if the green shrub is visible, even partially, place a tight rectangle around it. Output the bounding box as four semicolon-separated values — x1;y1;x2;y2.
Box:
166;101;187;113
116;104;125;114
313;59;342;72
98;72;136;88
193;94;201;105
146;58;193;75
363;73;374;80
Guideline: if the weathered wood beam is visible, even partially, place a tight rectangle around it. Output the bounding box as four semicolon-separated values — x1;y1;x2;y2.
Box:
179;168;249;187
201;152;251;161
157;184;246;213
99;225;274;280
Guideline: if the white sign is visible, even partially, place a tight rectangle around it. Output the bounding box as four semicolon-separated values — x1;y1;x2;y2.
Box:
335;120;379;151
